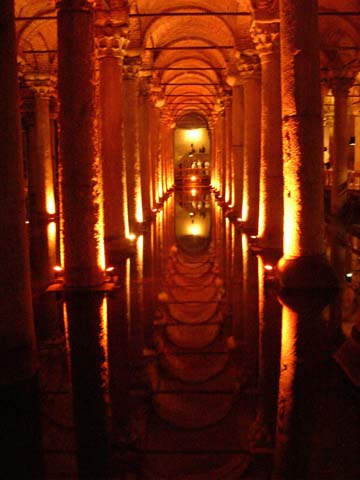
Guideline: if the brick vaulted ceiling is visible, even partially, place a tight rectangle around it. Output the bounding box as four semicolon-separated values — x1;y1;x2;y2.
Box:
14;0;360;124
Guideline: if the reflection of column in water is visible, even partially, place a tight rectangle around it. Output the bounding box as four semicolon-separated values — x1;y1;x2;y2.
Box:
106;270;131;443
273;291;333;479
231;228;244;342
328;220;348;341
248;255;281;450
241;234;258;376
65;292;110;478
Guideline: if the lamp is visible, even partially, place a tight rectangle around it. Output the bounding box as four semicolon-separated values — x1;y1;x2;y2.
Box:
349;136;356;146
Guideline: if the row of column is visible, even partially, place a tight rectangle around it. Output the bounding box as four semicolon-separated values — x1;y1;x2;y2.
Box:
21;1;174;288
210;4;355;288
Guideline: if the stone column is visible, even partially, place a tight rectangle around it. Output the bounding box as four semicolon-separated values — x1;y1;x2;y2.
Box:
239;53;261;231
252;21;283;250
57;0;104;286
330;77;354;214
26;79;57;291
138;77;152;222
231;85;245;216
149;97;162;205
223;93;233;205
276;0;337;288
96;24;128;262
0;0;38;384
0;1;42;476
122;54;143;233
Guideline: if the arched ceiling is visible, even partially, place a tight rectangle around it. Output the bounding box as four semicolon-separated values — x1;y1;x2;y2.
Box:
14;0;360;125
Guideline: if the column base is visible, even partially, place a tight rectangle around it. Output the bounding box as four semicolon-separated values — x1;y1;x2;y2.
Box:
277;255;339;290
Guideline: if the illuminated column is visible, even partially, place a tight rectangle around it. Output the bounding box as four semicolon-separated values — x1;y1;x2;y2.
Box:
150;95;163;204
238;54;261;230
149;102;159;205
231;85;245;215
224;93;233;204
218;108;226;198
0;1;43;476
96;24;128;261
209;120;216;186
123;54;143;233
26;80;58;291
277;0;337;288
330;77;354;214
30;80;57;221
252;21;283;249
57;0;104;286
138;77;152;222
160;112;170;195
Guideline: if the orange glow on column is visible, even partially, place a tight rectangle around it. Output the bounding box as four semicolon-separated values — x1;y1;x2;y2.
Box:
46;189;56;215
47;221;57;268
95;154;106;271
242;199;249;222
62;302;72;374
258;177;265;239
283;176;301;257
122;153;130;239
136;190;143;224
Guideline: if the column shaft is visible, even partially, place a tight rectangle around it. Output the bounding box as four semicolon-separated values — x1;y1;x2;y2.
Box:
277;0;337;288
232;85;245;215
123;64;142;232
57;0;104;286
331;80;353;214
138;83;152;221
98;53;126;260
0;0;37;383
243;77;261;230
254;24;283;249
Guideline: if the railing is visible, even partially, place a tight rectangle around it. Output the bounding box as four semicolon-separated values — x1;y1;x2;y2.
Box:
175;167;210;186
323;170;360;191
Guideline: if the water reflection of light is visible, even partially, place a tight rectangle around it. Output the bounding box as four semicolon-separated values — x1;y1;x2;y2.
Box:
99;297;110;404
191;188;197;196
62;302;72;375
125;257;131;337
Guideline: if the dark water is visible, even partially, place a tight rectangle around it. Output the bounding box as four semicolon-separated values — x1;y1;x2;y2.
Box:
36;188;360;479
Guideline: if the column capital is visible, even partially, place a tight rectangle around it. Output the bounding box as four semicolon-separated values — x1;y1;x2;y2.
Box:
24;75;57;99
238;51;261;78
122;52;142;79
95;22;129;60
329;76;355;97
250;20;280;56
226;51;260;86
